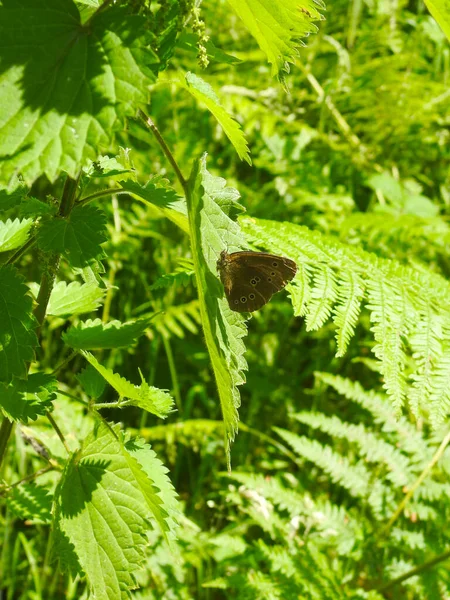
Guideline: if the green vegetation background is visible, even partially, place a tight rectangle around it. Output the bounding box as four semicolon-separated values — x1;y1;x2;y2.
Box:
0;0;449;598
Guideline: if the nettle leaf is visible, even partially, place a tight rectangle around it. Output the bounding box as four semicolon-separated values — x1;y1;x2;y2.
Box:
125;437;180;543
63;317;153;350
45;281;105;317
226;0;323;77
86;155;134;179
423;0;450;42
186;154;248;467
19;197;56;218
37;205;107;267
0;185;28;212
0;218;33;252
82;351;174;418
53;421;176;599
7;483;53;524
76;364;107;399
182;72;251;165
119;180;189;234
0;265;38;382
0;1;159;186
0;373;57;422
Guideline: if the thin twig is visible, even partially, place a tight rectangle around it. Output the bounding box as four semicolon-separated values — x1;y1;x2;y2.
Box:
6;235;37;265
377;548;450;593
137;109;188;195
76;188;129;208
46;412;71;456
0;466;54;495
378;428;450;538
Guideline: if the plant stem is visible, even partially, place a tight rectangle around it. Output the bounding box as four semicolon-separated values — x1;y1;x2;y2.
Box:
0;173;80;472
0;466;54;495
0;419;14;475
377;548;450;593
77;188;128;207
46;412;71;455
6;235;37;265
137;109;188;195
162;335;183;413
379;428;450;538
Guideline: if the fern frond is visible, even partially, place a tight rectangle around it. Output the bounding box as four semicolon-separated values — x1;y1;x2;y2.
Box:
365;276;408;413
241;218;450;422
152;300;201;339
293;412;411;486
408;307;444;419
305;267;338;331
274;428;371;498
333;270;364;356
314;372;430;461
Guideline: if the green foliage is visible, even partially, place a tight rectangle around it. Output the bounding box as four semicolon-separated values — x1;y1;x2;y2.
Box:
0;265;38;382
0;0;450;598
226;0;324;77
0;0;159;185
45;281;105;317
0;218;33;252
0;373;56;422
242;217;450;423
181;72;251;164
186;155;248;466
53;422;179;599
82;351;174;418
37;205;107;267
62;317;153;349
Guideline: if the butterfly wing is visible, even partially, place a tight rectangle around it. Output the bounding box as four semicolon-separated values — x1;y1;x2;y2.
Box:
223;252;297;313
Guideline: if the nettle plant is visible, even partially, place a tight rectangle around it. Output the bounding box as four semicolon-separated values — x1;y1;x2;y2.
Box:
0;0;450;598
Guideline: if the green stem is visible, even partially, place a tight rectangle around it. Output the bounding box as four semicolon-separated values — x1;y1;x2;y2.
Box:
46;412;71;455
76;188;128;208
238;422;299;464
378;428;450;538
137;109;188;194
377;548;450;593
6;235;37;265
0;419;14;476
0;173;80;472
162;335;183;413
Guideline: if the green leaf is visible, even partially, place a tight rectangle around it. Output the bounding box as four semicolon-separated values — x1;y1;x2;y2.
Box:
0;265;38;382
423;0;450;42
186;155;248;467
125;437;180;544
226;0;323;77
119;180;189;234
0;185;28;212
19;197;55;218
0;373;57;422
181;72;251;165
82;351;174;418
62;318;152;350
0;218;33;252
37;205;107;267
53;422;175;599
7;484;53;524
150;261;195;290
0;1;159;186
45;281;105;317
76;364;106;399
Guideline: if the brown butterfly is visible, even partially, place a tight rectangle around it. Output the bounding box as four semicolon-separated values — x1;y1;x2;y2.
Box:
217;250;297;312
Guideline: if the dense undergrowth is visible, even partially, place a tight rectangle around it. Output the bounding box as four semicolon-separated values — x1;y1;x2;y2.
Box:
0;0;449;598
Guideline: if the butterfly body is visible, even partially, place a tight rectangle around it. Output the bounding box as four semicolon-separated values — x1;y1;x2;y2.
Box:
217;250;297;312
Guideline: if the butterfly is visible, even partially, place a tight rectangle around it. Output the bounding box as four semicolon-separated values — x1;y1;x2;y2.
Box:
217;250;297;312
